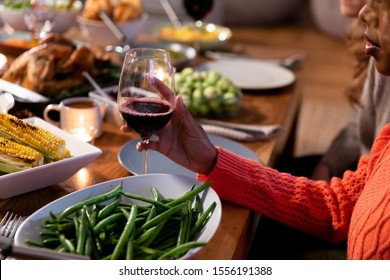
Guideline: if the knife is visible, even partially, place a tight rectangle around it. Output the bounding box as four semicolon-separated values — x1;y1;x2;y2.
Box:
0;79;49;103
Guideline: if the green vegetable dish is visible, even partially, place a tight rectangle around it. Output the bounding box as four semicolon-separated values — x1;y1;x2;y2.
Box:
25;181;216;260
175;67;243;118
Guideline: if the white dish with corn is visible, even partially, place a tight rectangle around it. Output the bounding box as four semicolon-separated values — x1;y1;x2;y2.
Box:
0;113;102;198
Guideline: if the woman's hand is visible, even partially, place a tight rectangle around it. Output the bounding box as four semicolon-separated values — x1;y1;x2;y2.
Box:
121;92;218;176
311;162;331;183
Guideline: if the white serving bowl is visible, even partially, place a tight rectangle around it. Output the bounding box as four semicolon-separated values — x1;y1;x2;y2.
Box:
15;174;222;259
0;117;102;199
77;13;148;46
0;1;83;34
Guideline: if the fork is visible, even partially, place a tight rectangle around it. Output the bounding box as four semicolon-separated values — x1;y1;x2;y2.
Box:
0;212;22;240
0;212;90;260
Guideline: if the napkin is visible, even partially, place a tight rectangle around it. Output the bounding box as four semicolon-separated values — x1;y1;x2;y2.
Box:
198;119;284;142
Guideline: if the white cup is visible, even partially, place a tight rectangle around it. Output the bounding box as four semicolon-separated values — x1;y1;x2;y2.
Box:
43;97;104;142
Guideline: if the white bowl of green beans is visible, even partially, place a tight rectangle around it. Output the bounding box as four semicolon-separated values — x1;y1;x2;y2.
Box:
14;174;222;260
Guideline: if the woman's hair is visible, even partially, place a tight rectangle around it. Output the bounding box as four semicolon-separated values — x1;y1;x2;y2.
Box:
344;18;370;106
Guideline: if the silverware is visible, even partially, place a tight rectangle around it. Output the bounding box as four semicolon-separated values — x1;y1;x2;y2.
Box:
159;0;182;28
0;212;90;260
99;10;126;43
204;51;302;70
0;212;22;240
82;71;113;100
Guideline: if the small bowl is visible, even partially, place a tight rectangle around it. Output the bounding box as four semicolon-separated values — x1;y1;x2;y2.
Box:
77;13;148;46
0;1;83;34
156;22;232;51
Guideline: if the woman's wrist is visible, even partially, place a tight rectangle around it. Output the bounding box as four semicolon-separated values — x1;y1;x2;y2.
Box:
198;147;218;176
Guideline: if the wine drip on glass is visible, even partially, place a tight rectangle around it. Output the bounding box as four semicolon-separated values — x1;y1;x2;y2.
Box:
118;48;176;174
23;0;57;40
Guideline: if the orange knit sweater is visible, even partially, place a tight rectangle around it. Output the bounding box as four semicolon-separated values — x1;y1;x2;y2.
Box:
198;124;390;259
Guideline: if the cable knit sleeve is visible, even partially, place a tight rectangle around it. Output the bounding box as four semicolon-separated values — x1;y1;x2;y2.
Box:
197;147;368;243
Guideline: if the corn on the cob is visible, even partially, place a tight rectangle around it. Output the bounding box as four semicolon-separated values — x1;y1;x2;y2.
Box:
0;136;44;174
0;113;70;162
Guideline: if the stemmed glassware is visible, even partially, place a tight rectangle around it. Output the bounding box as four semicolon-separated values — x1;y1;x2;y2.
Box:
183;0;214;51
23;0;57;40
117;48;176;174
183;0;214;26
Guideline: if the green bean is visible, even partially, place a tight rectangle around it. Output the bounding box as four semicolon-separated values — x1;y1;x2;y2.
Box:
136;246;164;256
39;231;58;238
136;220;167;246
120;191;170;209
98;196;121;220
146;187;162;222
138;203;185;232
111;205;138;260
186;200;193;243
177;204;189;246
76;205;88;255
93;212;124;233
158;241;207;260
193;194;203;215
84;226;93;257
58;184;123;220
25;239;45;248
49;211;57;221
58;234;75;253
190;201;217;238
166;181;212;207
154;236;177;251
126;228;136;260
42;238;61;248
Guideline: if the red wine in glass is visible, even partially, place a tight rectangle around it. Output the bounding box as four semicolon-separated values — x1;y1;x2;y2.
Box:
118;97;174;139
183;0;214;22
117;48;175;174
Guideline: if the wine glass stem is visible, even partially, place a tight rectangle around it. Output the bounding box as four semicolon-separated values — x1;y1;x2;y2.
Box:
142;138;150;174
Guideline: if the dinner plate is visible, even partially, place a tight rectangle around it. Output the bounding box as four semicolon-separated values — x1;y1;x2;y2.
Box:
0;117;102;199
14;174;222;260
118;134;259;177
196;59;296;90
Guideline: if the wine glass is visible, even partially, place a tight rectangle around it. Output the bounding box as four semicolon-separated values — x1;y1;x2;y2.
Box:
117;48;176;174
183;0;214;51
23;0;57;40
183;0;214;25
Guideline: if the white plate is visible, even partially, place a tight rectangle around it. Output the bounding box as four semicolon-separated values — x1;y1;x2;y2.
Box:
0;117;102;199
14;174;222;260
118;134;259;177
197;59;296;90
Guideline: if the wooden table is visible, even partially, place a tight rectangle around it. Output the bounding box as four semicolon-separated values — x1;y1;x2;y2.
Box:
0;28;302;260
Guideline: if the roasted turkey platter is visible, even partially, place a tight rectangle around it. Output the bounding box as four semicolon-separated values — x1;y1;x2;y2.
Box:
1;34;120;118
